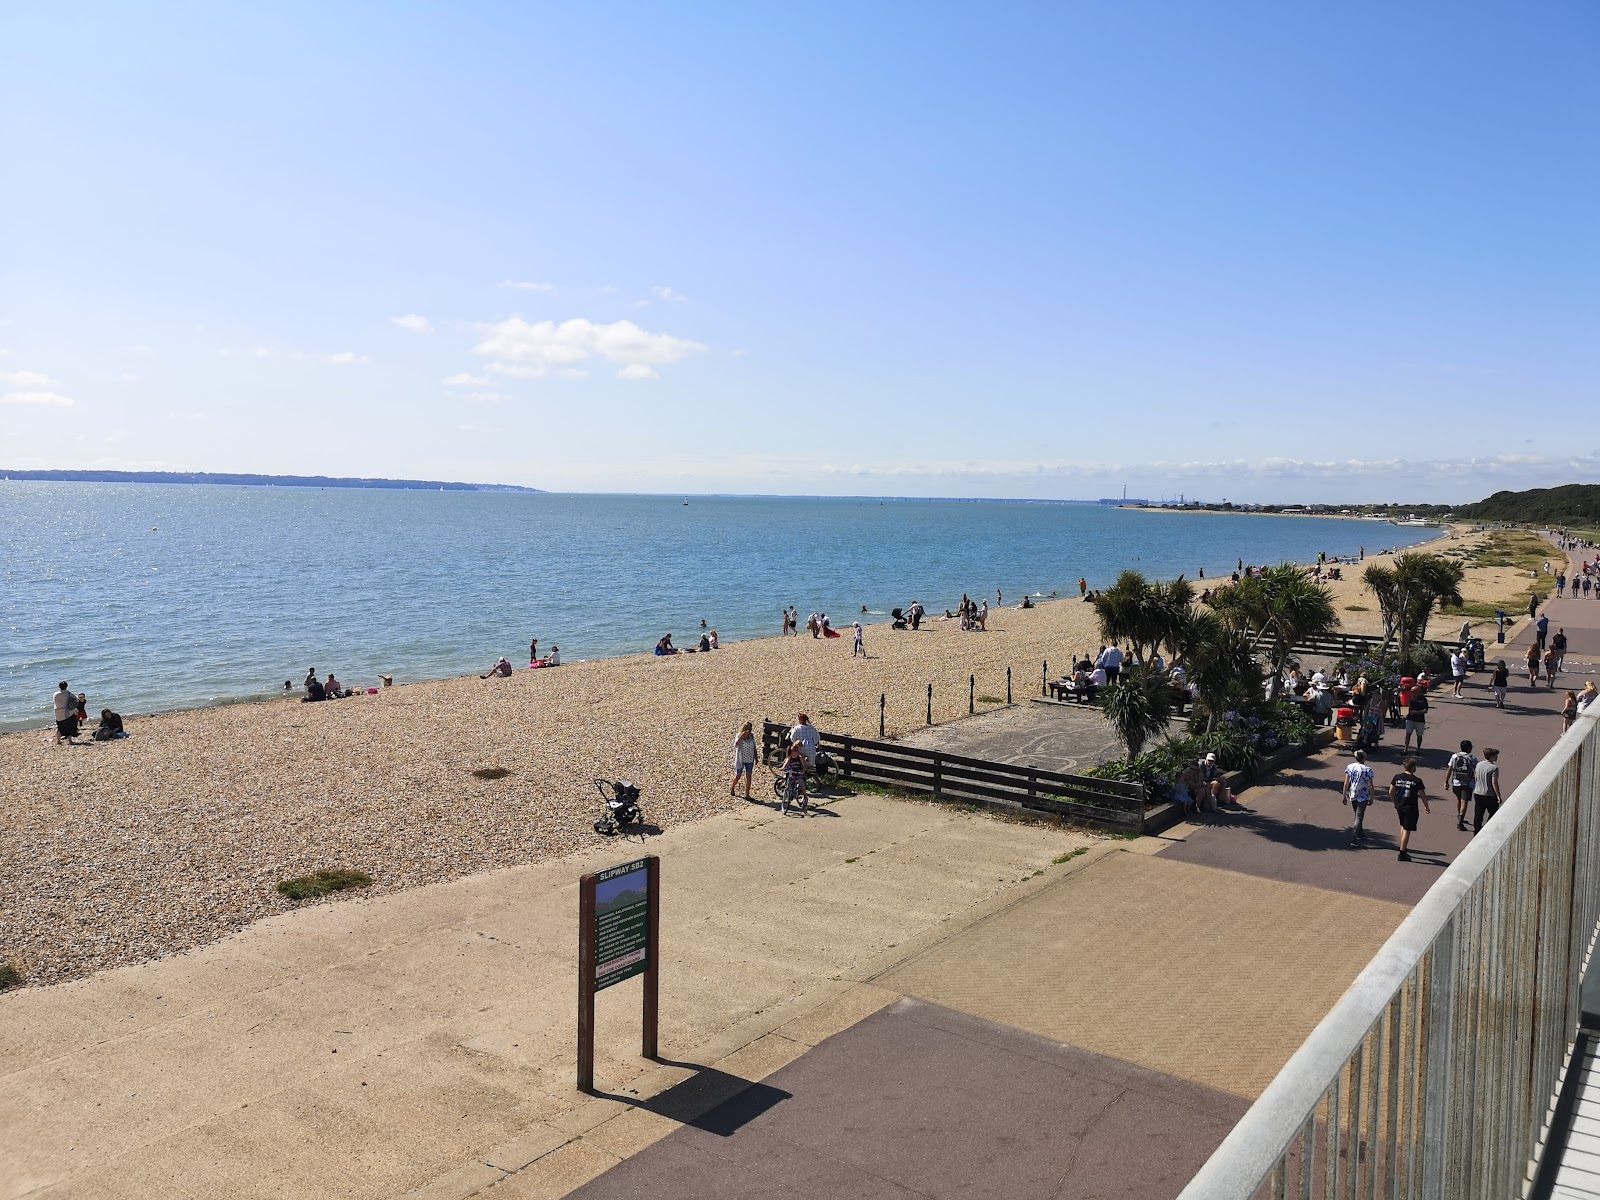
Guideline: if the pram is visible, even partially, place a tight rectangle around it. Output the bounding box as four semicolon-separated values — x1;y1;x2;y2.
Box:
890;607;909;630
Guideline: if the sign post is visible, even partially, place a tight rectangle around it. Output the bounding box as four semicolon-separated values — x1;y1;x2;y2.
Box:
578;854;660;1092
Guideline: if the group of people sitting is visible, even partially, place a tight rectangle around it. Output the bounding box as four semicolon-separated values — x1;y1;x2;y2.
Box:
1172;751;1238;817
51;681;125;743
655;630;719;656
299;667;354;701
1057;646;1191;704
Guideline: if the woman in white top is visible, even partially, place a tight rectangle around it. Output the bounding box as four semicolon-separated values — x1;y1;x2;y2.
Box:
730;721;759;801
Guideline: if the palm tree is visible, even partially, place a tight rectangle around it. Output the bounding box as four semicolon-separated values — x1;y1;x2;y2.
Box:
1182;608;1264;731
1102;668;1173;761
1092;571;1158;667
1364;553;1466;657
1093;572;1195;668
1212;563;1338;700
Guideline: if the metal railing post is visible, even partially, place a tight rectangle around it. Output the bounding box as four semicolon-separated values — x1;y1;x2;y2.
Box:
1420;919;1455;1200
926;683;933;725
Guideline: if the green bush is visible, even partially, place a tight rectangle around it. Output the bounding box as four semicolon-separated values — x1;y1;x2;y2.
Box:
277;868;374;901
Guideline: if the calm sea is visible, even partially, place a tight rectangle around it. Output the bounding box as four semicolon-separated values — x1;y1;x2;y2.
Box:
0;485;1435;733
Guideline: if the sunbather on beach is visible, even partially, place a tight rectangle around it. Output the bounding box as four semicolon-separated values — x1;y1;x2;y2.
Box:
655;634;678;656
482;658;513;678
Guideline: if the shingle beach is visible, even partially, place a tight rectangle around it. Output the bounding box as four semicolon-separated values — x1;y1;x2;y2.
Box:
3;528;1505;989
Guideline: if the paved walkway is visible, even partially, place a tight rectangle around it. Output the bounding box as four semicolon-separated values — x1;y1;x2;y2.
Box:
566;999;1250;1200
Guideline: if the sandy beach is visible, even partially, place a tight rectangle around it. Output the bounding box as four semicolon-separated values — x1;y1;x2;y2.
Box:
0;526;1520;989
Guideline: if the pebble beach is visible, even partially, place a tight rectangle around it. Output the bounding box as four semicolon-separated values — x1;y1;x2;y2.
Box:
3;528;1501;989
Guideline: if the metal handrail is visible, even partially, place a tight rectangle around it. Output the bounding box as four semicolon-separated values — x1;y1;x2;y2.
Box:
1180;703;1600;1199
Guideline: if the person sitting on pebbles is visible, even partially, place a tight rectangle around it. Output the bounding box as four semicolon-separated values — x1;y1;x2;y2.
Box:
482;657;513;679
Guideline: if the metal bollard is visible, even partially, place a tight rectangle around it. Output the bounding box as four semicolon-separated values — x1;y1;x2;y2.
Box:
1007;666;1012;705
969;675;975;714
1042;660;1048;696
927;683;933;725
879;693;886;738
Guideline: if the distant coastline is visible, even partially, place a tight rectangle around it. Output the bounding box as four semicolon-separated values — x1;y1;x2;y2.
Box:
0;470;539;492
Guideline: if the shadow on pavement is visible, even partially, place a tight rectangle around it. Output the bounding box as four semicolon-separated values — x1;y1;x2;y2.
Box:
590;1060;793;1137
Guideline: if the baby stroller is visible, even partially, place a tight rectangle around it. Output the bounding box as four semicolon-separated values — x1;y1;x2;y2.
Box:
890;608;908;630
593;779;645;836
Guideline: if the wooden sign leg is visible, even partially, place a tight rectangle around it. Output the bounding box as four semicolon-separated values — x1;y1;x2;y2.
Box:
578;874;596;1091
643;856;660;1060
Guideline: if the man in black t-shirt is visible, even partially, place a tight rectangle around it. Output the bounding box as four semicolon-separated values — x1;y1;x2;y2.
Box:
1389;757;1430;862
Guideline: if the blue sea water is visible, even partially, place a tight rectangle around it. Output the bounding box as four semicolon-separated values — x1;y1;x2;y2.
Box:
0;485;1436;733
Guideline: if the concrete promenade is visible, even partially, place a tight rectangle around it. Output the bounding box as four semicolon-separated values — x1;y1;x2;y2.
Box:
4;553;1594;1199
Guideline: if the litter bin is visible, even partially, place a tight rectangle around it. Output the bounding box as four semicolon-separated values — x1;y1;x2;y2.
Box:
1334;707;1356;742
1496;611;1507;644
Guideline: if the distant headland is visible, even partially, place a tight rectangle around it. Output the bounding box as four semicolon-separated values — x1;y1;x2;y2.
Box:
0;470;539;492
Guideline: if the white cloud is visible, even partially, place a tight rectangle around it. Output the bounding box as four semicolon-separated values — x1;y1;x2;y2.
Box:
730;348;747;357
390;314;433;334
651;285;688;303
125;344;155;354
457;391;509;403
499;279;555;292
2;369;54;386
617;364;660;381
253;346;276;358
121;373;139;382
327;352;369;365
473;317;706;378
443;372;491;387
2;391;74;407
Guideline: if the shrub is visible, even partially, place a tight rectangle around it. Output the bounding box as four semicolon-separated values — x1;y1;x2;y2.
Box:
277;868;374;901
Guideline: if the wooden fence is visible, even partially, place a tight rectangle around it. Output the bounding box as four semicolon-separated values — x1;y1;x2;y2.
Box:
762;720;1146;834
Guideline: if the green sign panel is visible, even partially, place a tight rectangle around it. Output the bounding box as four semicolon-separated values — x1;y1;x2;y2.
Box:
593;858;651;991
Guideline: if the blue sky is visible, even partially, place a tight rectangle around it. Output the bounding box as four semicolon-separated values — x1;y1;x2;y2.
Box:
2;2;1595;501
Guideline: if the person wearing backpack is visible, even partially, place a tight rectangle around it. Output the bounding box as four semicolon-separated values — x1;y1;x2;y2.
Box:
1443;740;1478;833
1389;758;1430;862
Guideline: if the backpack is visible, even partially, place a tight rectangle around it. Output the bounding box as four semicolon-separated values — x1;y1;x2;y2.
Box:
1449;753;1474;790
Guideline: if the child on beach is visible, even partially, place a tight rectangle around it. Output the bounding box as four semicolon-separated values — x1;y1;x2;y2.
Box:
852;622;864;657
782;743;808;810
730;722;758;800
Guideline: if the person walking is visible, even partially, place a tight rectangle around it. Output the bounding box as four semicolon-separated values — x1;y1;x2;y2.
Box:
1562;691;1579;734
730;721;758;800
1535;613;1549;652
1403;683;1430;751
1544;646;1559;688
1449;647;1467;697
1444;740;1478;832
1343;749;1376;847
52;681;77;744
1389;758;1430;862
1491;660;1509;708
1557;572;1567;598
1552;628;1568;671
1526;642;1541;687
852;621;865;658
1472;748;1502;833
1078;577;1087;598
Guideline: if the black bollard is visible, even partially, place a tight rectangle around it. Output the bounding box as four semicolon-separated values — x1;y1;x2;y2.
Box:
927;682;933;725
969;674;975;714
1042;660;1048;696
879;693;886;738
1007;666;1012;705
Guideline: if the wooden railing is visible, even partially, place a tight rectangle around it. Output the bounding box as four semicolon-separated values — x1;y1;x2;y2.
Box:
762;720;1146;834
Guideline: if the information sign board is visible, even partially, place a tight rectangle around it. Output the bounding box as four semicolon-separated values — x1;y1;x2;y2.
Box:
577;854;660;1090
593;859;650;991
